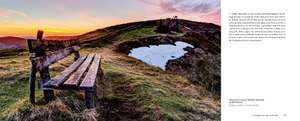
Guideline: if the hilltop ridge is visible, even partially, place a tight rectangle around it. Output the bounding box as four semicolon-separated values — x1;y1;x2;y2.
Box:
0;19;221;121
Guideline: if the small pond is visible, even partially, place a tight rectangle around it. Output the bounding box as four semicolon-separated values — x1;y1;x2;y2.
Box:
128;41;194;70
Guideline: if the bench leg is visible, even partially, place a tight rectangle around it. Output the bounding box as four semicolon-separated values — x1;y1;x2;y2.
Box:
39;67;55;103
85;88;97;109
43;90;54;102
41;80;54;102
40;80;54;103
29;74;36;103
29;63;37;104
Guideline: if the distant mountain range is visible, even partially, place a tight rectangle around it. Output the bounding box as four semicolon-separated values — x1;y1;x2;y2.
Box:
0;36;27;49
0;36;77;49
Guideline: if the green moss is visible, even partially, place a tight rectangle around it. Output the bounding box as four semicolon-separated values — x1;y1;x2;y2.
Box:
117;26;158;41
135;82;195;121
102;58;214;121
0;53;75;120
0;77;44;120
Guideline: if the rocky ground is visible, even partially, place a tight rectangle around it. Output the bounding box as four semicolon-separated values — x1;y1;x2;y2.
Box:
166;31;221;96
117;21;221;96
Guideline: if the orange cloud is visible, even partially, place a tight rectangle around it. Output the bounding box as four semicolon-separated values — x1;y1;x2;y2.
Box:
0;12;123;36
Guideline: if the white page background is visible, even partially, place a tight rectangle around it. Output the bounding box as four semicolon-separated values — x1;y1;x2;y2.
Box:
222;0;300;121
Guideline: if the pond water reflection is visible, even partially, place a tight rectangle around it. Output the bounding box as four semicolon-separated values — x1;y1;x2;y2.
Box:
128;41;194;70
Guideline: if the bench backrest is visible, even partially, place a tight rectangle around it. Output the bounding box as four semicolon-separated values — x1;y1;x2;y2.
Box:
27;30;83;103
27;30;80;71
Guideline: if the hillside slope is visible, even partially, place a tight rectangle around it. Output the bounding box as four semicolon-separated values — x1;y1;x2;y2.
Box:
0;19;220;121
0;36;26;49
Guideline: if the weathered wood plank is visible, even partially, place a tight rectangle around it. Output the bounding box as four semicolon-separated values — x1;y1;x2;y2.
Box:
37;30;44;40
74;51;80;61
79;54;101;90
44;40;78;51
43;55;87;88
27;39;79;53
63;54;95;87
32;46;80;71
27;30;79;53
27;39;34;53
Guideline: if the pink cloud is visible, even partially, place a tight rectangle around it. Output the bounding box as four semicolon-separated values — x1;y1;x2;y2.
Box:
136;0;220;25
145;0;220;14
0;8;27;18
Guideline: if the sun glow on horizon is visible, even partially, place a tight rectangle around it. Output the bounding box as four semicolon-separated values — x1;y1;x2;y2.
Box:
0;27;94;36
0;21;120;36
0;0;220;36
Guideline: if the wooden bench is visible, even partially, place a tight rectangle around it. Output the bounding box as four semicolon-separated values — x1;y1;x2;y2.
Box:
27;30;102;108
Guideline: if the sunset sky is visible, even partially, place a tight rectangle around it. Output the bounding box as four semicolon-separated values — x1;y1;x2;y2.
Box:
0;0;220;37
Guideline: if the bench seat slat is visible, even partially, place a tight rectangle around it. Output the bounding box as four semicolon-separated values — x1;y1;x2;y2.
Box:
63;54;95;87
43;55;87;88
79;54;101;90
33;46;80;71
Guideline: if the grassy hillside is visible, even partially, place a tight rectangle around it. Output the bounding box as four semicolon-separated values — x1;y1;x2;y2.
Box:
0;20;220;121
